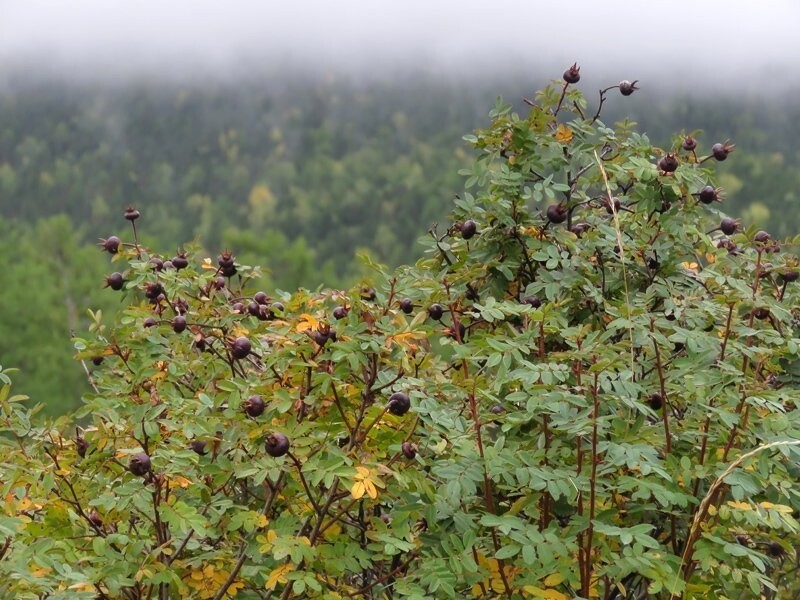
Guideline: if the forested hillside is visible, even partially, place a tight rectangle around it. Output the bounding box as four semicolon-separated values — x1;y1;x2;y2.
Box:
1;73;799;415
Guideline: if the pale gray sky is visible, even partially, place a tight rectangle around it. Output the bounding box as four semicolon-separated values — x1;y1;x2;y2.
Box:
1;0;798;86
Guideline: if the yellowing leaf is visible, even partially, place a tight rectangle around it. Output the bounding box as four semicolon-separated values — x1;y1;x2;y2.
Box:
231;325;249;337
543;573;565;587
169;476;193;489
266;563;294;590
727;501;752;511
201;257;216;270
760;502;793;513
681;261;699;272
351;481;366;500
351;466;380;500
68;582;96;592
296;314;319;332
554;124;574;143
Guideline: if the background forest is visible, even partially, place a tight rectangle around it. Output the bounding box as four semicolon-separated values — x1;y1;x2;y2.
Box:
1;71;800;416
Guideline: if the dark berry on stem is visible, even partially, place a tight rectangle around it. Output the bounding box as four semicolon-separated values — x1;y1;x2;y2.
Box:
682;136;697;151
711;142;735;161
752;307;770;320
244;395;266;417
766;541;785;557
265;433;290;457
720;218;738;235
189;440;207;456
388;392;411;416
129;452;151;477
399;298;414;314
144;282;164;300
604;197;622;214
618;80;639;96
461;219;477;240
428;304;444;321
172;252;188;270
124;207;140;221
76;437;89;458
754;230;771;244
143;317;157;328
104;272;124;290
218;251;235;269
231;336;251;360
99;236;121;254
570;222;590;236
546;203;567;224
563;63;581;84
248;301;261;317
333;306;348;320
231;302;245;314
254;291;268;305
92;356;104;366
522;295;542;308
647;393;663;410
698;186;719;204
401;441;416;459
657;153;679;173
171;315;187;333
779;269;799;283
150;257;164;271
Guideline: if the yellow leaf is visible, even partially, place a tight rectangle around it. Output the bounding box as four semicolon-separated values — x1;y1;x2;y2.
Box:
760;502;793;513
201;257;216;270
231;325;249;337
364;479;378;499
554;124;574;143
68;582;96;592
543;573;565;587
681;261;699;272
296;314;319;332
266;563;294;590
524;585;568;598
351;481;366;500
727;501;752;511
169;476;193;489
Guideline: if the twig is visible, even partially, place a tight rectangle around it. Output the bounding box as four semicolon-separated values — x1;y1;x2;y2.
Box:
671;440;800;597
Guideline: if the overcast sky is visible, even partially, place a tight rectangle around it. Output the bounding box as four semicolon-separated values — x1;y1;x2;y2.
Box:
1;0;798;88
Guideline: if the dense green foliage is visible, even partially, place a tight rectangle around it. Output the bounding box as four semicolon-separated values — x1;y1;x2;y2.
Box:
1;73;800;418
1;70;799;599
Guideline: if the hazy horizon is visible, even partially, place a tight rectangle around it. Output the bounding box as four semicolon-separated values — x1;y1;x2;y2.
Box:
2;0;799;92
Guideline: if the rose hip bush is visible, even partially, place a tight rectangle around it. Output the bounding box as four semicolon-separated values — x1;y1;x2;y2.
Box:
1;67;800;599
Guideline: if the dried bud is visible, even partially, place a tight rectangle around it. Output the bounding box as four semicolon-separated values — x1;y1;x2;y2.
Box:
563;63;581;84
657;153;679;173
711;141;735;161
124;206;140;221
618;80;639;96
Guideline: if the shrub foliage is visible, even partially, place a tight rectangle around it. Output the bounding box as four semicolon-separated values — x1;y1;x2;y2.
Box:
1;68;800;599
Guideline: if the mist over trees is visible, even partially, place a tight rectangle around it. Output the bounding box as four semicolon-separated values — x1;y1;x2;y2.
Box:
1;71;799;415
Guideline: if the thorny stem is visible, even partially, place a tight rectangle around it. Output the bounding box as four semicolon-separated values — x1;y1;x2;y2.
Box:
673;441;800;596
693;303;736;498
582;366;600;598
212;474;285;600
590;86;619;124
